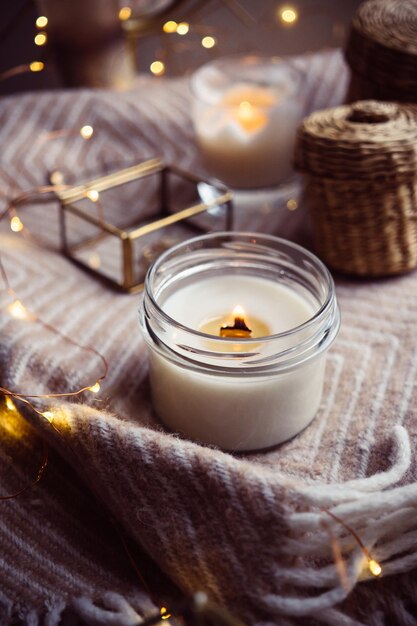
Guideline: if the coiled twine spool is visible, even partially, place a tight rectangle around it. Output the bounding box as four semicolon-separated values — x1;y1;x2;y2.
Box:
345;0;417;103
294;100;417;276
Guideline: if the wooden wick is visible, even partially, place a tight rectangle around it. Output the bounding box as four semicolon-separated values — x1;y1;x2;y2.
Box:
220;316;252;338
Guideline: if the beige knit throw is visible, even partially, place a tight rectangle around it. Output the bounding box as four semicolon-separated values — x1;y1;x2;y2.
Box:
1;51;417;626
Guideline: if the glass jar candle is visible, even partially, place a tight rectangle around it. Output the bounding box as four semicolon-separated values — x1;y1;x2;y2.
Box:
191;56;303;189
139;232;340;451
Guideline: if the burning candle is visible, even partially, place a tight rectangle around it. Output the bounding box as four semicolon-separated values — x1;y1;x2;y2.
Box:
139;232;340;451
191;57;302;189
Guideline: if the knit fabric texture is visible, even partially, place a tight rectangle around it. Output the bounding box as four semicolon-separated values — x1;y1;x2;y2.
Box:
1;50;417;626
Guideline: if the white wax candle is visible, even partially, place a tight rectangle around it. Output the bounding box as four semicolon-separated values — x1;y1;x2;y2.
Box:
163;275;312;334
147;275;326;451
194;82;300;189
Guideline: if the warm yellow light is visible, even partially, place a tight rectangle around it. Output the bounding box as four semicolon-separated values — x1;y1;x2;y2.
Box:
5;396;16;412
279;6;298;25
86;189;99;202
368;559;382;577
176;22;189;35
30;61;44;72
10;216;24;232
239;101;252;116
118;6;132;21
34;32;47;46
2;400;27;438
286;198;298;211
163;20;177;33
160;607;171;620
232;305;246;319
36;15;48;28
236;98;268;133
80;124;94;139
89;382;101;393
150;61;165;76
88;253;101;269
7;300;29;320
42;411;54;422
202;36;216;49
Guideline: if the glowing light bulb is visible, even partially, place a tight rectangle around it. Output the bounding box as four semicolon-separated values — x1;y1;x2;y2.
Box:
80;125;94;140
202;36;216;48
86;189;99;202
8;300;29;320
30;61;44;72
88;253;101;269
286;198;298;211
36;16;48;28
50;170;64;185
278;6;298;25
368;559;382;577
34;32;47;46
42;411;54;422
163;20;177;33
176;22;189;35
89;382;100;393
150;61;165;76
160;607;171;620
118;6;132;21
10;216;24;232
5;396;16;412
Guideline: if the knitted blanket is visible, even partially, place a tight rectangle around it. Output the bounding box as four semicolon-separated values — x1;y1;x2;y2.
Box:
1;50;417;626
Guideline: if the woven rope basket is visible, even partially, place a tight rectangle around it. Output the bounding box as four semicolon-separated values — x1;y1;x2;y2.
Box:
294;100;417;277
345;0;417;103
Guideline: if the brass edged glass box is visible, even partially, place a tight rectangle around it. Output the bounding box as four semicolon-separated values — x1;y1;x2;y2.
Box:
53;158;233;292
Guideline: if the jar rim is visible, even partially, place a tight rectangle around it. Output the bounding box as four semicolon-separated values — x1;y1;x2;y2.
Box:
144;231;336;345
190;54;303;108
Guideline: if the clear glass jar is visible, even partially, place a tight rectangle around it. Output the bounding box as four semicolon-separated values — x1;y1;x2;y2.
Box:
191;55;303;189
139;232;340;451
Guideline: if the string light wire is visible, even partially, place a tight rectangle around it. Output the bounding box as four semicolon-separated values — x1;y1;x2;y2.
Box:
0;438;48;501
323;508;382;578
0;62;45;83
0;183;108;419
0;59;383;611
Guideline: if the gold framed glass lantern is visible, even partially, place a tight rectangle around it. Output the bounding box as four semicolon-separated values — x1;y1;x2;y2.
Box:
53;158;233;292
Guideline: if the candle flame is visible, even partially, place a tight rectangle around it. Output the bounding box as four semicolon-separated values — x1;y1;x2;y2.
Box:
232;304;246;319
220;305;252;338
239;101;252;116
236;100;267;134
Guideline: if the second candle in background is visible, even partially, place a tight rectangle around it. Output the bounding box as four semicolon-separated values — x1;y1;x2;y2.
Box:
191;56;304;189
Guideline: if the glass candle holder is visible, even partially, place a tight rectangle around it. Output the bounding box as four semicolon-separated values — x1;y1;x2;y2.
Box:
139;232;340;451
54;158;233;292
191;56;303;190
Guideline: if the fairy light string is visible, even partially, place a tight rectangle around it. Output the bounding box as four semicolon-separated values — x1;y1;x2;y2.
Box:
0;188;108;416
0;13;376;626
0;145;244;625
0;35;382;618
0;443;49;501
323;508;383;579
0;191;384;626
0;156;384;602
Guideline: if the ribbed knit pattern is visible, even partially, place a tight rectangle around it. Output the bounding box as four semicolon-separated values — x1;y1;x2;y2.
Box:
1;51;417;625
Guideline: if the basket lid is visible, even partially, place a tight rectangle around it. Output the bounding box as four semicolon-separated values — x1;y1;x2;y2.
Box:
294;100;417;181
345;0;417;91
